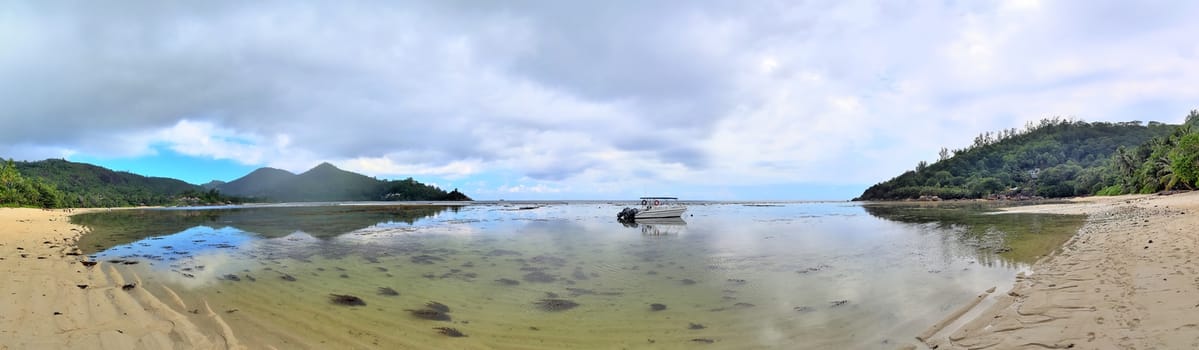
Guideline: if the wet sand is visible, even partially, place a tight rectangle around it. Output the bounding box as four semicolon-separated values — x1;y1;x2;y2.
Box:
926;192;1199;349
0;208;238;349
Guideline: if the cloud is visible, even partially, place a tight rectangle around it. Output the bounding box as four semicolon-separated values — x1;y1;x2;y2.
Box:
3;1;1199;198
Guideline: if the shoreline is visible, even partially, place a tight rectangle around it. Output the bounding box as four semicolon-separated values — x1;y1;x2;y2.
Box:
922;192;1199;349
0;208;238;349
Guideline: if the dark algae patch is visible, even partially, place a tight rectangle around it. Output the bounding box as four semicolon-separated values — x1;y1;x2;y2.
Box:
650;303;667;311
377;287;400;296
407;302;452;321
329;294;366;306
434;327;467;337
534;299;579;312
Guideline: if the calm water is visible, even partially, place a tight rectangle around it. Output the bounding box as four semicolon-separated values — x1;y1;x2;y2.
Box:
71;202;1083;349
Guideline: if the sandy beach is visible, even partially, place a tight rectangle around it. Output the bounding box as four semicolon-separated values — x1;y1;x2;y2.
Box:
922;191;1199;349
0;208;239;350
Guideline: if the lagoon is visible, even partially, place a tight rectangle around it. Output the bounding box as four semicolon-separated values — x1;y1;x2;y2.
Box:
71;201;1082;349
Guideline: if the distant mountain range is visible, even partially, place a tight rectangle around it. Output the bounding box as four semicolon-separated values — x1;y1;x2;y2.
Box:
213;162;470;202
7;159;469;208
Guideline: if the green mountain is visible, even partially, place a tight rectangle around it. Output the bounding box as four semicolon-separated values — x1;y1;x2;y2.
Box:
216;162;470;202
856;114;1199;201
0;158;471;208
216;167;296;198
10;159;218;207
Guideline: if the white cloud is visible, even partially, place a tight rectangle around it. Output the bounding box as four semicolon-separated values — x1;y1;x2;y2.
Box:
3;1;1199;198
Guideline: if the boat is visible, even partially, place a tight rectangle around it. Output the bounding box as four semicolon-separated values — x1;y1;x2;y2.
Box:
617;197;686;221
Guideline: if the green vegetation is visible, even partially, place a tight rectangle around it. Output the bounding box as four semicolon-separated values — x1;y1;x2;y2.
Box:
0;159;64;208
0;158;470;208
857;110;1199;200
6;159;242;207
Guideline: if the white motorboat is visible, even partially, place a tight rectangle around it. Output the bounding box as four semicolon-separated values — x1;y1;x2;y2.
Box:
617;197;686;221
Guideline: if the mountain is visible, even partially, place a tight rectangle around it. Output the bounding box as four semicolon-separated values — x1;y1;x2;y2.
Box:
11;159;220;207
216;167;296;198
216;162;468;202
0;158;470;208
856;116;1192;201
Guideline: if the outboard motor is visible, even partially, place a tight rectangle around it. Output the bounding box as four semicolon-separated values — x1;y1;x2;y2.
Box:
617;207;639;222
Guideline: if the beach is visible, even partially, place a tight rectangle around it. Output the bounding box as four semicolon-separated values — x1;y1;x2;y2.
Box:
0;208;240;350
925;191;1199;349
6;194;1199;349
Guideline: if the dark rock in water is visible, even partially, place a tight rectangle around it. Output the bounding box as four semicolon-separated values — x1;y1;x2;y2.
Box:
534;299;579;312
76;284;88;289
122;261;139;265
376;267;389;272
530;255;567;266
681;278;697;285
650;303;667;311
688;323;706;330
121;284;136;291
339;274;350;279
378;287;400;296
829;300;849;307
425;301;450;313
245;275;256;282
80;261;98;268
222;274;241;282
329;294;366;306
280;274;297;282
794;306;814;313
485;249;522;257
364;256;380;264
434;327;467;337
407;308;451;321
522;271;557;283
691;338;716;344
411;255;445;264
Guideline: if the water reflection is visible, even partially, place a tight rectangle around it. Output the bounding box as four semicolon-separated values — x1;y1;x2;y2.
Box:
634;217;688;235
73;205;454;254
861;202;1084;266
68;202;1084;349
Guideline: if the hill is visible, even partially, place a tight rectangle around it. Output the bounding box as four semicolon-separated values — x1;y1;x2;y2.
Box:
216;162;470;202
216;167;296;198
8;159;232;207
0;158;471;208
856;112;1199;201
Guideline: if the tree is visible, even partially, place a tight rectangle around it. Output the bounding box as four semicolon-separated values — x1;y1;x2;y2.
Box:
1171;133;1199;188
938;147;951;162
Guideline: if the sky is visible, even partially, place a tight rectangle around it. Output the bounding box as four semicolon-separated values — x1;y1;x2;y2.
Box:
2;1;1199;200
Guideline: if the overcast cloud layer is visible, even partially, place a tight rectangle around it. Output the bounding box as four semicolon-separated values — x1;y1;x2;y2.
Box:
3;1;1199;199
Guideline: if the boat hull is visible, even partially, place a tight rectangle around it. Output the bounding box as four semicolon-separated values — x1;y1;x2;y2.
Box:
635;206;686;219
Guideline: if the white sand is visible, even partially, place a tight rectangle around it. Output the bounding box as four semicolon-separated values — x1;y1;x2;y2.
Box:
0;208;240;349
924;192;1199;349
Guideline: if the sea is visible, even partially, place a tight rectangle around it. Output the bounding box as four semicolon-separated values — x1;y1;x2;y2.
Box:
71;201;1083;349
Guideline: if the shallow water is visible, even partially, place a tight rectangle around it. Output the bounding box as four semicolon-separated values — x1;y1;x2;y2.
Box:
72;202;1083;349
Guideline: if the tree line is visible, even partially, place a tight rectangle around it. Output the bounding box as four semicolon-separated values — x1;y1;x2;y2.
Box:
857;110;1199;200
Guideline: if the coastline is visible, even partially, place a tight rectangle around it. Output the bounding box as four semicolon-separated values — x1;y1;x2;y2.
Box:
0;208;238;349
923;192;1199;349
